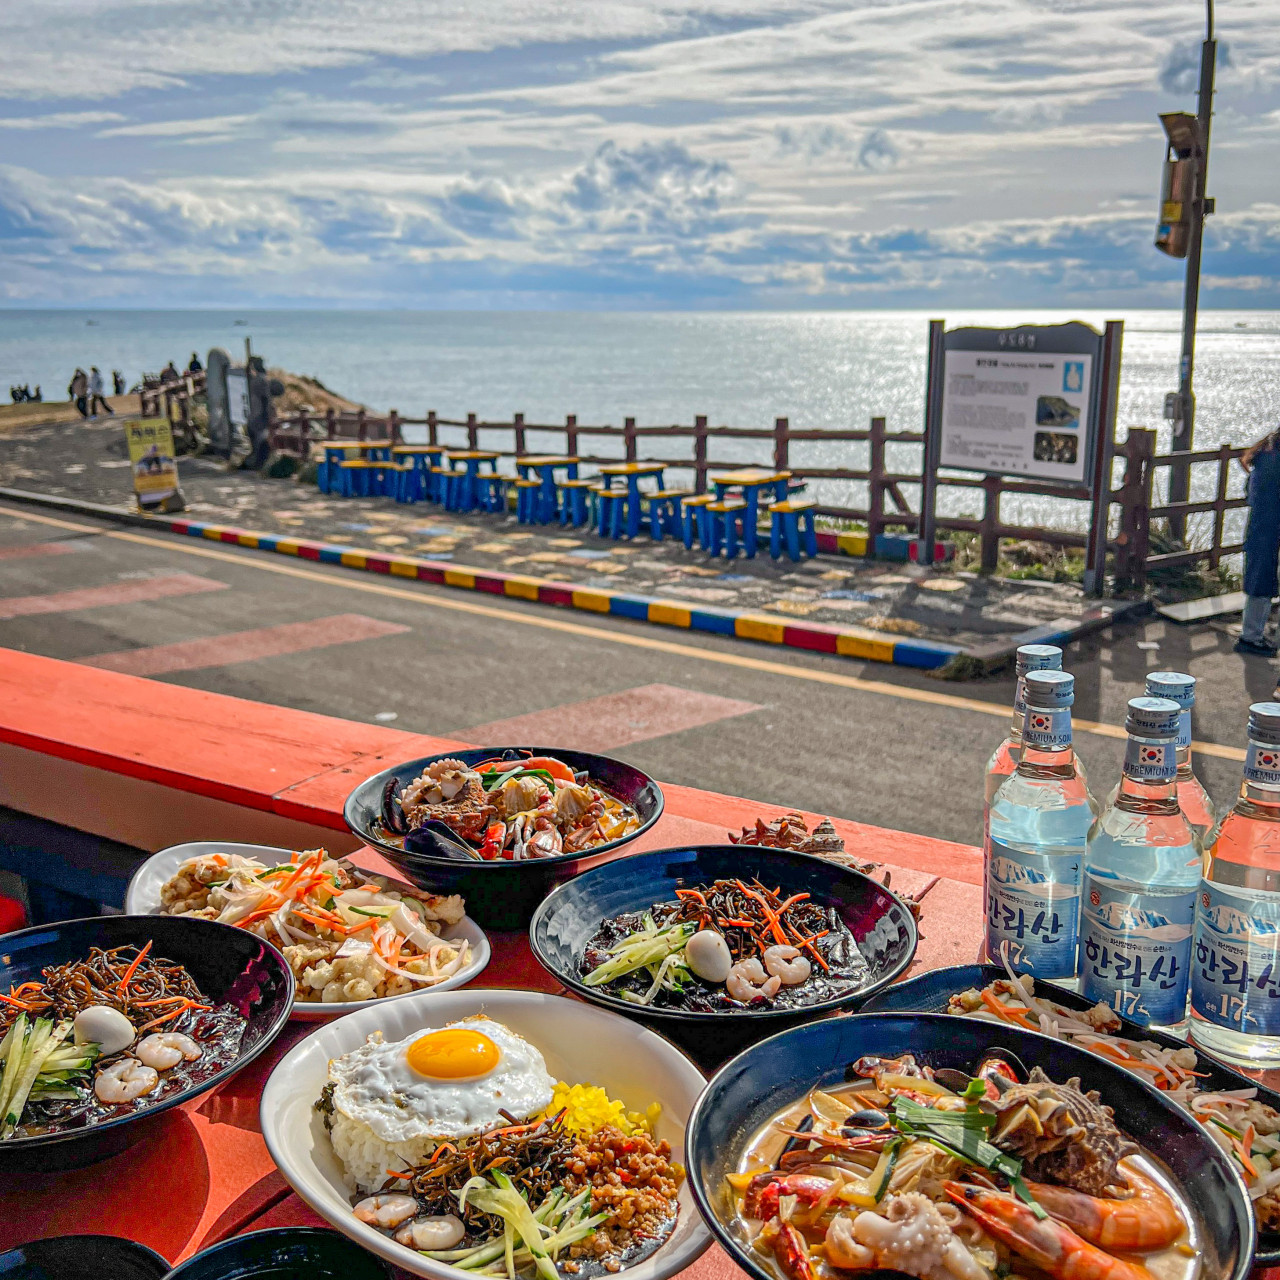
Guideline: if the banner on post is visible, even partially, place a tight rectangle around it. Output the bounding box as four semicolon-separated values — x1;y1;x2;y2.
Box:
124;417;184;510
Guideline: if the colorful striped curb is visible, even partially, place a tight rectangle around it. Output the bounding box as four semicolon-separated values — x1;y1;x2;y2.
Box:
0;487;960;669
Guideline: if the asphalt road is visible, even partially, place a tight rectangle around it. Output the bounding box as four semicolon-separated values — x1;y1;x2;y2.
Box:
0;499;1272;850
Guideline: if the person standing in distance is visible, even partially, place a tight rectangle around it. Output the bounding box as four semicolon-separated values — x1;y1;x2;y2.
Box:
87;366;113;418
1238;427;1280;657
69;368;88;417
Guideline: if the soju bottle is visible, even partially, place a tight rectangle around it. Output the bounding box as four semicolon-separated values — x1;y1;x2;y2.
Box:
1104;673;1216;842
1190;703;1280;1065
986;670;1095;979
984;645;1062;843
1081;697;1200;1031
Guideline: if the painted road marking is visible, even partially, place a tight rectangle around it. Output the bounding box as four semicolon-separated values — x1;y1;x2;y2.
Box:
0;503;1246;763
0;541;86;561
463;683;762;752
0;571;227;620
81;613;410;676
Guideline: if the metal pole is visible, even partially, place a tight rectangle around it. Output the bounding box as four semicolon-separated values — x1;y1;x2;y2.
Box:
1168;0;1216;540
918;319;945;566
1083;321;1124;596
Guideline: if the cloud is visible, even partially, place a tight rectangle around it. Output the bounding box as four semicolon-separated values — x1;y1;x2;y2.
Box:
0;111;124;130
857;128;898;171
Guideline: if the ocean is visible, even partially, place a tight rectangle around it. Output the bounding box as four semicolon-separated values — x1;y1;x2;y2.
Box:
3;308;1278;533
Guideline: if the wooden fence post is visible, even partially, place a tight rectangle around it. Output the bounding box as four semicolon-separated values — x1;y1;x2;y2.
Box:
868;416;886;544
774;418;789;473
1210;442;1232;569
1112;428;1155;591
980;475;1003;573
694;416;708;492
624;417;636;461
514;413;526;457
427;411;438;446
388;409;400;446
565;415;578;457
325;407;336;441
356;408;367;443
467;413;478;450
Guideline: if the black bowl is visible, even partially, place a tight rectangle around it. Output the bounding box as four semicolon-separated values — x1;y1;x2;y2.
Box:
529;845;917;1065
0;915;293;1171
343;747;664;928
686;1012;1254;1280
162;1228;393;1278
861;962;1280;1265
0;1235;168;1280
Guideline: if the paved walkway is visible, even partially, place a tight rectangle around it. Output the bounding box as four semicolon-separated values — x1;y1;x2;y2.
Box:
0;415;1103;654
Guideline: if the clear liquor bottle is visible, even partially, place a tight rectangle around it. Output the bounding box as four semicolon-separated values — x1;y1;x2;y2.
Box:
1190;703;1280;1065
986;670;1096;979
1081;697;1200;1032
1104;672;1216;843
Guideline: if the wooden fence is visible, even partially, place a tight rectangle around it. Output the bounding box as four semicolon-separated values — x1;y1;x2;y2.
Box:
267;406;1249;590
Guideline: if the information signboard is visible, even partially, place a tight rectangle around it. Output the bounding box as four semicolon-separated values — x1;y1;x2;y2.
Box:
227;369;250;428
936;322;1105;486
124;417;180;509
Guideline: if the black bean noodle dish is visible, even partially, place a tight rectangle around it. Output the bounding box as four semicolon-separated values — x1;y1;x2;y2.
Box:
580;878;869;1011
0;942;247;1138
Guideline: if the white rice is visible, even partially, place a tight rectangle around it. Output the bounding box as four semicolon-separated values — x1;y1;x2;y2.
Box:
331;1107;442;1194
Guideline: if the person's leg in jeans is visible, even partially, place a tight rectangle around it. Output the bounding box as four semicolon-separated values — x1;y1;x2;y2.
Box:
1242;595;1274;642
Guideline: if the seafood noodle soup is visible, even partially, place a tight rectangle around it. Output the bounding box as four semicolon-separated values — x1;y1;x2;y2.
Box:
728;1052;1203;1280
381;754;642;861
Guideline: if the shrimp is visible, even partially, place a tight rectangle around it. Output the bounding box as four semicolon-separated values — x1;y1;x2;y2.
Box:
1025;1172;1184;1252
353;1193;419;1229
944;1182;1154;1280
743;1172;835;1220
727;957;782;1003
763;944;812;986
94;1058;160;1103
759;1217;816;1280
135;1032;202;1070
394;1214;466;1249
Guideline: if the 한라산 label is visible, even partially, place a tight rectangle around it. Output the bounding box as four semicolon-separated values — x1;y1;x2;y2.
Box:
1191;880;1280;1038
1244;744;1280;788
1176;710;1192;751
1080;876;1194;1026
985;839;1082;978
1123;739;1176;783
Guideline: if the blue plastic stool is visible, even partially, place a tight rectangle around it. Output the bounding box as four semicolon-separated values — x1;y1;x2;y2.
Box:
336;460;375;497
478;474;509;514
597;488;627;539
556;479;594;527
768;498;819;561
680;494;715;550
515;477;542;523
644;490;689;541
707;498;747;558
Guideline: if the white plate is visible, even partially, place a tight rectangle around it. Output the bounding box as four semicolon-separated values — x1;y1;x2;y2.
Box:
260;988;712;1280
125;841;491;1021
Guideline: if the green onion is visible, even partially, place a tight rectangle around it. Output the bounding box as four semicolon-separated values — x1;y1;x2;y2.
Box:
582;922;695;987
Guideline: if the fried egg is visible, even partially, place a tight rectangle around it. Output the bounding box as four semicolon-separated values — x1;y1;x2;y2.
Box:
327;1015;554;1145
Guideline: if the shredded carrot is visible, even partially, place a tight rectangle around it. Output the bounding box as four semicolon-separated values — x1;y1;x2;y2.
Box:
734;879;790;947
775;893;810;912
980;988;1037;1029
117;940;153;993
137;999;211;1032
133;996;189;1008
428;1142;458;1164
675;888;708;906
0;993;34;1010
1240;1124;1260;1179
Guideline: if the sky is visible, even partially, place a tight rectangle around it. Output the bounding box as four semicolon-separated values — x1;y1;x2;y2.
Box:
1;0;1278;310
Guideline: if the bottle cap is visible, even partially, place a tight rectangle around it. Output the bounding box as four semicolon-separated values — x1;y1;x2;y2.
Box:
1125;696;1181;739
1248;702;1280;746
1015;644;1062;677
1146;671;1195;709
1023;669;1074;709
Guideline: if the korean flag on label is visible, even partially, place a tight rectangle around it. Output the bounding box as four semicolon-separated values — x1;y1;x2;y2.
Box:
1139;746;1164;765
1030;713;1053;733
1260;749;1280;771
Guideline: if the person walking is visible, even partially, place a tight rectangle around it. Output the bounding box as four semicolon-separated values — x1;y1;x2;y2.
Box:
88;366;113;417
69;368;89;417
1238;428;1280;656
112;370;125;396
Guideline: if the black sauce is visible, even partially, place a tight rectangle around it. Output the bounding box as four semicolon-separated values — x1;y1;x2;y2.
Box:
16;1003;247;1136
580;901;870;1012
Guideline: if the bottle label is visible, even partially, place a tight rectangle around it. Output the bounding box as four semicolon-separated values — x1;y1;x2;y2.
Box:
1012;677;1028;718
985;839;1081;978
1023;708;1072;752
1191;880;1280;1038
1244;745;1280;787
1080;876;1193;1026
1176;710;1192;751
1122;740;1176;782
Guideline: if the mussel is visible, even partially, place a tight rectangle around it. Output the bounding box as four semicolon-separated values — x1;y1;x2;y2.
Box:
404;819;485;861
841;1108;891;1136
380;776;409;836
929;1049;1028;1096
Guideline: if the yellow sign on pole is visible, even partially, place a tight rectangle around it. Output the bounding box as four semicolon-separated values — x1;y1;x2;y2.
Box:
125;418;183;511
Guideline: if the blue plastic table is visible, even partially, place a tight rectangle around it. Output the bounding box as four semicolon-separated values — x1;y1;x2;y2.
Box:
598;462;665;538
